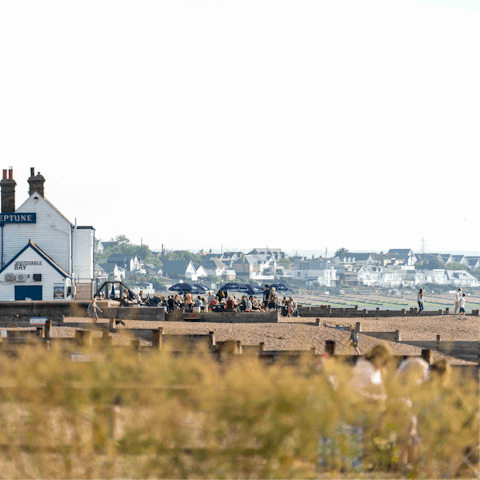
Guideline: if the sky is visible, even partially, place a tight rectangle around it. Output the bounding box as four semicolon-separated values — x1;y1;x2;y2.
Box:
0;0;478;255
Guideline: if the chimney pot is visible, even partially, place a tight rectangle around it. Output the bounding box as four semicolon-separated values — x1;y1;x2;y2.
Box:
1;169;16;213
28;168;45;198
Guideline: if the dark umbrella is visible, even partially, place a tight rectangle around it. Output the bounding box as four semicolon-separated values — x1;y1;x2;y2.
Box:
236;284;257;295
269;283;290;292
219;282;243;292
191;283;208;293
251;285;264;295
169;282;195;293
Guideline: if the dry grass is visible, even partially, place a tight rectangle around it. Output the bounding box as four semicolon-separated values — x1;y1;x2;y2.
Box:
0;339;477;479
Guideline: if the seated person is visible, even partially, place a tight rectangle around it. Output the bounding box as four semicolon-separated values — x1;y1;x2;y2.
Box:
239;295;248;312
150;295;161;307
251;296;262;311
225;296;236;311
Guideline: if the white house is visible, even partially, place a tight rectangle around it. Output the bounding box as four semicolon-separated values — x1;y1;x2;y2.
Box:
445;270;479;287
0;168;94;300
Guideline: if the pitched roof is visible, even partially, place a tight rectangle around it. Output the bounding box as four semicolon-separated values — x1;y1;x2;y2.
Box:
0;240;70;278
202;258;228;269
160;260;189;275
387;249;413;255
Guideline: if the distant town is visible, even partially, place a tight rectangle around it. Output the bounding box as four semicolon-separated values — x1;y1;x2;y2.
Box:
95;237;480;295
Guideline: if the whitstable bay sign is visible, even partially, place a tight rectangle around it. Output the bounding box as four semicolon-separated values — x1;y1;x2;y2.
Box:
0;213;36;224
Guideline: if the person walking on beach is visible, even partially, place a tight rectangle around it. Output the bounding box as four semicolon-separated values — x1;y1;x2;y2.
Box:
453;288;462;316
458;293;467;320
87;297;102;323
417;289;424;316
346;324;361;355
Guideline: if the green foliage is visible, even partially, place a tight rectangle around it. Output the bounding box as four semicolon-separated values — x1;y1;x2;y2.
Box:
416;258;444;270
278;257;293;268
162;251;203;267
444;262;468;271
334;247;350;258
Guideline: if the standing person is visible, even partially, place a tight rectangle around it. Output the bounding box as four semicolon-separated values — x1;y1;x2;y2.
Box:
453;288;462;316
268;287;278;311
263;284;270;311
87;297;103;323
458;293;467;320
346;324;361;355
186;291;193;312
417;289;424;316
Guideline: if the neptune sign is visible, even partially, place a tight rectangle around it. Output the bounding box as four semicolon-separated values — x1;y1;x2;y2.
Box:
0;213;36;225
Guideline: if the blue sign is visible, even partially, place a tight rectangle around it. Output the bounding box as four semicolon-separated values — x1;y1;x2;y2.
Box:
0;213;36;225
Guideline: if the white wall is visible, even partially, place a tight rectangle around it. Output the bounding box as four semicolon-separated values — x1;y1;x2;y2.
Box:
73;227;94;282
0;246;69;301
1;194;72;273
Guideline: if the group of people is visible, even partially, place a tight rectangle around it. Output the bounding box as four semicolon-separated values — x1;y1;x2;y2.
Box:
417;287;468;319
158;285;297;316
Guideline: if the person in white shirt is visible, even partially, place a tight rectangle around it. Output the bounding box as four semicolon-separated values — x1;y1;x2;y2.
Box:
458;293;467;320
453;288;462;315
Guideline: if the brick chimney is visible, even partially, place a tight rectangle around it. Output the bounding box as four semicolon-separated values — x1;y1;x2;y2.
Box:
28;167;45;198
1;168;16;213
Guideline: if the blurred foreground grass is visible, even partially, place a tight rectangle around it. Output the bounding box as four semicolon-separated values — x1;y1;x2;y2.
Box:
0;338;477;479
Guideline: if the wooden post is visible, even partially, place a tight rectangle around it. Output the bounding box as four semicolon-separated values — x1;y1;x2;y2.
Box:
109;317;116;330
401;309;406;314
75;330;93;346
325;340;336;355
421;349;432;365
259;342;265;352
355;322;362;332
208;331;216;347
45;320;51;340
36;327;45;339
100;330;110;345
315;318;321;326
436;335;441;351
395;330;400;342
152;329;163;350
363;309;368;315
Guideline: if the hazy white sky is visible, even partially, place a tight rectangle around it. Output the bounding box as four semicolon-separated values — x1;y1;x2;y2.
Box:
0;0;478;254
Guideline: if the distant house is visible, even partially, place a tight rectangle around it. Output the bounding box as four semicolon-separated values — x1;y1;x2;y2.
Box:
98;263;125;281
339;253;375;265
201;258;230;277
99;241;118;252
160;260;197;281
447;255;468;266
387;249;417;266
465;256;480;270
195;265;208;278
437;253;452;263
248;248;286;260
107;254;142;271
445;270;479;287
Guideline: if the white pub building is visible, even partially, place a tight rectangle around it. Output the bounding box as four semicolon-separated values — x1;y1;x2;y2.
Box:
0;168;94;301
